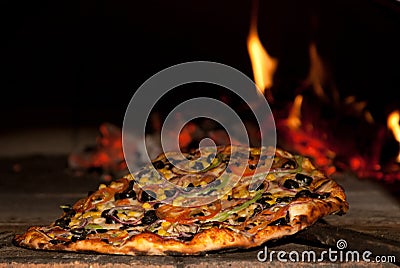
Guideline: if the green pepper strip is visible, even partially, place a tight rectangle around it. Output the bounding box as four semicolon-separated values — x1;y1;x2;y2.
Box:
205;190;263;223
84;224;106;230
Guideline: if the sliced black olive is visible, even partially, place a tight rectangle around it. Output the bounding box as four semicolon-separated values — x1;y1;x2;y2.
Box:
96;229;108;233
152;160;165;169
115;190;137;201
60;204;72;213
49;239;65;245
237;217;247;222
201;188;217;196
101;209;118;224
268;217;288;226
207;153;216;163
268;213;290;226
54;218;70;229
193;162;204;170
252;206;262;217
211;179;221;187
183;183;195;192
140;190;157;202
281;159;297;169
101;209;111;218
54;210;76;228
276;196;293;203
227;195;233;201
248;164;256;170
178;234;195;241
70;228;85;235
141;210;158;225
164;189;177;198
295;173;313;186
258;197;272;209
317;192;330;199
283;179;300;189
295;190;313;198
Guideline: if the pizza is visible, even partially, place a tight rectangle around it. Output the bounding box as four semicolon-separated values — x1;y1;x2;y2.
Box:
14;145;348;255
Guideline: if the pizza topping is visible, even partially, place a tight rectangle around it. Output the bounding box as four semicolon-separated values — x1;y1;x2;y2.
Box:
156;201;222;224
139;190;157;202
142;210;158;225
294;173;313;186
283;179;300;189
14;145;349;254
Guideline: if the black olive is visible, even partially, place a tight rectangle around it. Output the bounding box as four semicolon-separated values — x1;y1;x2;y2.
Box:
54;218;70;229
268;217;288;226
49;239;65;245
258;197;272;209
70;228;85;235
281;159;297;169
164;189;176;198
101;238;110;244
115;190;137;201
227;195;233;201
153;203;161;209
295;190;313;198
183;183;195;192
276;196;293;203
152;160;165;169
54;210;76;228
249;182;264;191
141;210;158;225
207;153;216;163
96;229;108;233
237;217;247;222
140;190;156;202
317;192;330;199
60;204;72;213
295;173;313;186
252;206;262;217
101;209;118;224
101;209;111;218
212;179;221;187
248;164;256;170
178;234;195;241
193;162;204;170
283;179;299;189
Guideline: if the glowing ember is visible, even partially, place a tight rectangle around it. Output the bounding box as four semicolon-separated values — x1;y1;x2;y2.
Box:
247;3;277;97
387;110;400;162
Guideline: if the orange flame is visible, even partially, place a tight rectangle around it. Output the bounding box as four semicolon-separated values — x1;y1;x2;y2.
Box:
286;94;303;130
387;110;400;162
247;3;277;96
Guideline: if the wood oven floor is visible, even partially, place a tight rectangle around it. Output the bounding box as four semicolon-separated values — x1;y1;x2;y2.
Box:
0;155;399;267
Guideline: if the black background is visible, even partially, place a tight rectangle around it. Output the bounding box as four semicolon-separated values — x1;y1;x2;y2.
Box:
1;0;399;130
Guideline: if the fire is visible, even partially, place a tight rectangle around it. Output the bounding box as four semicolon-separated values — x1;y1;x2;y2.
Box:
247;3;277;96
286;95;303;130
387;110;400;162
